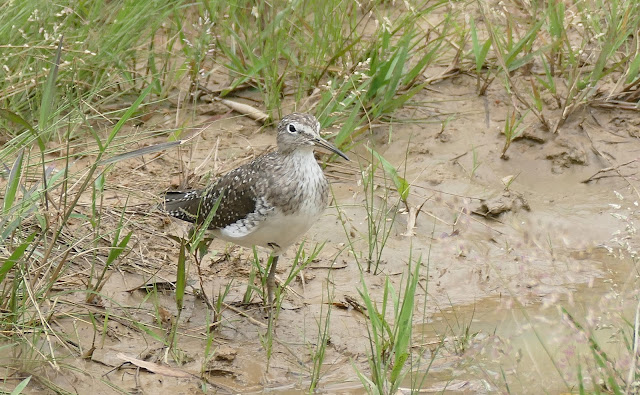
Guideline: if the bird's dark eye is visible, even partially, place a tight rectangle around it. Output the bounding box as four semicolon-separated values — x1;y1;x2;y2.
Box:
288;124;297;133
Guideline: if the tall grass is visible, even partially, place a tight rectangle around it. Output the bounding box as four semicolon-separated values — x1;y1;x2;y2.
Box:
473;0;640;132
0;43;151;388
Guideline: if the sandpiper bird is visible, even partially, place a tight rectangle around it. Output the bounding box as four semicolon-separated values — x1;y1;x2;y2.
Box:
164;113;349;306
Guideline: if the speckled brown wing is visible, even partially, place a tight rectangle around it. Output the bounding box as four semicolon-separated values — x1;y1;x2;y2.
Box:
164;163;265;230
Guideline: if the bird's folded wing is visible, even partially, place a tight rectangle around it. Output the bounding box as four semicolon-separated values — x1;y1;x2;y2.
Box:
164;167;263;230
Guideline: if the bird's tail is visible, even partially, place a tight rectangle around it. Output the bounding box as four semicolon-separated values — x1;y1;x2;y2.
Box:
163;190;201;223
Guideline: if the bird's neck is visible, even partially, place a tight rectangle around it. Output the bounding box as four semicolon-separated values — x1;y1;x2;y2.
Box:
277;147;316;162
276;148;324;181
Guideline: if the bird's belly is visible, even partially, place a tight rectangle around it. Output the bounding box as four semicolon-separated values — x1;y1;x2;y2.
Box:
215;209;323;254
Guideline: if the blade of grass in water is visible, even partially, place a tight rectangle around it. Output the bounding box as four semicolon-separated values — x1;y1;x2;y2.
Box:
390;253;421;384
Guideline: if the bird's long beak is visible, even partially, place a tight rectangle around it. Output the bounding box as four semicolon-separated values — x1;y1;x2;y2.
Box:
314;137;350;161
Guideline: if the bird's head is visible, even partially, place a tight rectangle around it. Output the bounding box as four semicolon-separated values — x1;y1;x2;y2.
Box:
276;113;349;160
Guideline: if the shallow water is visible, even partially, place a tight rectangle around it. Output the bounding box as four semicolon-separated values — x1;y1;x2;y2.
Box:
418;249;638;394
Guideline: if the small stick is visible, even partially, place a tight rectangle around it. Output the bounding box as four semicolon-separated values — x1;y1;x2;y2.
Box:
215;98;269;123
582;159;638;183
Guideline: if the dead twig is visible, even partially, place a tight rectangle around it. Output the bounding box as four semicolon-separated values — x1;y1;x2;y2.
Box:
344;295;367;316
219;302;267;328
582;159;638;183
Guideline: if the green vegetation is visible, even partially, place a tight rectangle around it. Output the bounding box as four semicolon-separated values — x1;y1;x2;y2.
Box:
355;250;423;394
1;0;639;393
477;0;640;132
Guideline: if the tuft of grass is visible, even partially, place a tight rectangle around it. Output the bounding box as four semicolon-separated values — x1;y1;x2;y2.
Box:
0;1;179;124
438;302;479;356
563;308;626;394
0;40;152;382
355;249;422;393
87;200;133;304
346;147;401;275
315;0;454;149
248;241;325;308
500;109;528;159
362;153;398;274
474;0;640;136
470;16;494;95
337;137;412;275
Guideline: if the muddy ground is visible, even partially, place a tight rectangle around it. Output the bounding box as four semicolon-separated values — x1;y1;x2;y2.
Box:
14;67;640;394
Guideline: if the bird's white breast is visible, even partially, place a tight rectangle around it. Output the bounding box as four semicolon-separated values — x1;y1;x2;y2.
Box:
214;149;328;254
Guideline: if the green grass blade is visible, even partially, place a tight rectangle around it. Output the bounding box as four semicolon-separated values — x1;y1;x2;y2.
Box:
358;280;381;346
99;140;182;166
3;149;24;215
10;375;32;395
366;147;410;201
0;109;37;135
471;18;492;72
381;83;426;115
176;239;186;311
547;0;565;40
505;19;543;68
38;36;63;138
0;232;35;284
577;364;586;394
536;56;556;92
106;231;133;266
404;40;441;86
390;254;421;384
625;52;640;83
105;84;153;147
189;194;222;255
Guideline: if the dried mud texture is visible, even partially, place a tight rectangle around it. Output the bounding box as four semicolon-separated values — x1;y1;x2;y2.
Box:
8;73;640;394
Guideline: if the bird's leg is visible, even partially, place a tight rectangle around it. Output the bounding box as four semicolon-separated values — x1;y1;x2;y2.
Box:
266;255;279;307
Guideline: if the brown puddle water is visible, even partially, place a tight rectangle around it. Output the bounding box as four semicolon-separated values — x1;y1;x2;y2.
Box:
417;250;638;394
